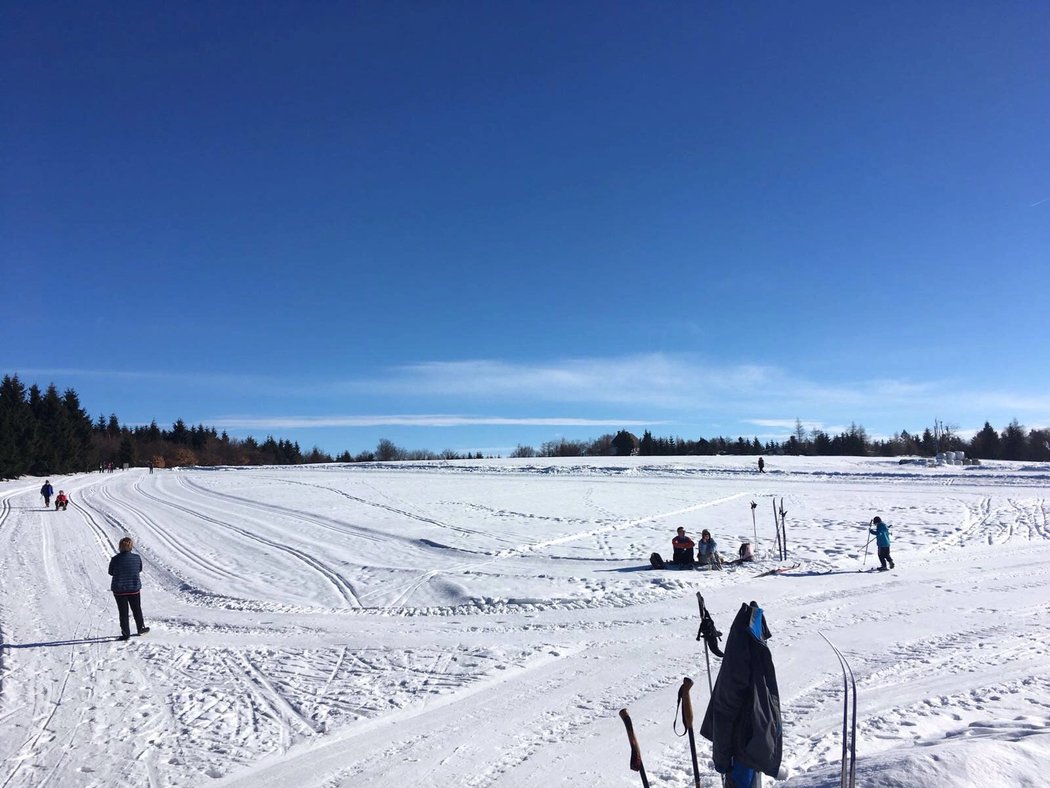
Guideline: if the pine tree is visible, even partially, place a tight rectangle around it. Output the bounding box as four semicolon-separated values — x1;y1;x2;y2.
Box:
970;422;1000;460
0;375;33;479
1000;420;1027;461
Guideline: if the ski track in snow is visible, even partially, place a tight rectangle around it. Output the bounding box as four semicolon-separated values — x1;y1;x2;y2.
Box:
0;457;1049;787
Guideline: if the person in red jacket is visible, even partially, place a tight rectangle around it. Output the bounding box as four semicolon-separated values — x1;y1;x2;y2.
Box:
54;491;69;511
672;527;696;565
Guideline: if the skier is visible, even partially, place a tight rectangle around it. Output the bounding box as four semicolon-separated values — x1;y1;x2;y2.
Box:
40;480;53;508
697;529;722;567
108;536;150;641
758;457;765;473
672;527;696;565
700;601;783;787
869;516;894;571
54;490;69;511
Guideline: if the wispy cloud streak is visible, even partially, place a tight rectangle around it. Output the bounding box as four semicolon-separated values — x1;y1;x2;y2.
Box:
212;415;661;429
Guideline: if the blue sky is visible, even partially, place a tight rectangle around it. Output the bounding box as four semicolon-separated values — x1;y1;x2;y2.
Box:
3;1;1048;456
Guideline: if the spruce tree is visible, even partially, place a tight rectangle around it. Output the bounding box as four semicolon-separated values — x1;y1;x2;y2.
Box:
0;375;33;478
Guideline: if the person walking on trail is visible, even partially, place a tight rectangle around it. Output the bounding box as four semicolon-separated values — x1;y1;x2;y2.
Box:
54;490;69;511
41;480;54;508
108;537;150;641
869;516;894;571
672;527;696;565
758;457;765;473
697;529;722;567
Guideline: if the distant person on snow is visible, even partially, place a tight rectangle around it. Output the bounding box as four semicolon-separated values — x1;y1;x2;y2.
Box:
108;537;150;641
41;480;54;507
54;491;69;511
672;527;696;565
697;529;722;567
869;516;894;571
758;457;765;473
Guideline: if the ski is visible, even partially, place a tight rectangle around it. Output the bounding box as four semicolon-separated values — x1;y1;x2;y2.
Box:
819;633;858;788
756;562;800;577
772;498;783;560
779;498;788;558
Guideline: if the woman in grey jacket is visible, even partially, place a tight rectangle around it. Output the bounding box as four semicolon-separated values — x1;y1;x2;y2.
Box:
108;537;150;641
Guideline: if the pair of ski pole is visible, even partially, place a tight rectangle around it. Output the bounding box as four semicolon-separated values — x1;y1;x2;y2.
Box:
619;594;723;788
619;677;702;788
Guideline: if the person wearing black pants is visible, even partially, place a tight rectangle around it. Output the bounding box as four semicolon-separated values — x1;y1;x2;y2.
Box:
108;536;150;641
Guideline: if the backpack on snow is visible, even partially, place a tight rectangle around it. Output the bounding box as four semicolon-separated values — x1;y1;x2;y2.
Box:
649;552;666;570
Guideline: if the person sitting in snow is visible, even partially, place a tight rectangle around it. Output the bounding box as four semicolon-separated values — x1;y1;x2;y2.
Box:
869;516;894;571
54;490;69;511
697;529;722;567
737;540;754;562
671;527;695;565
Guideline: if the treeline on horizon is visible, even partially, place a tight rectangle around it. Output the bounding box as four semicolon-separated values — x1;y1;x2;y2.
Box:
1;373;1048;480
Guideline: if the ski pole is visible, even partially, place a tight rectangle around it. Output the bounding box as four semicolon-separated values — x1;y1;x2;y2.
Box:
779;498;788;559
619;708;650;788
862;523;875;565
677;678;702;788
750;500;758;551
772;499;783;560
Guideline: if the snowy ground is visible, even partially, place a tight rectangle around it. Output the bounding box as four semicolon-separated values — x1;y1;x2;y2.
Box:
1;456;1048;787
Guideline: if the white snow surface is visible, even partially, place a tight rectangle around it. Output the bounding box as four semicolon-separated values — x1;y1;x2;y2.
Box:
1;456;1048;787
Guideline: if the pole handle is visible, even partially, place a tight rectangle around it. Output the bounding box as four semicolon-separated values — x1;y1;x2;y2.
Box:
679;677;695;728
619;708;644;772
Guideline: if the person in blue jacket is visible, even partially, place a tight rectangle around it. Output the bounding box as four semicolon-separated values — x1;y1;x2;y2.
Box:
869;516;894;571
108;536;150;641
40;480;53;508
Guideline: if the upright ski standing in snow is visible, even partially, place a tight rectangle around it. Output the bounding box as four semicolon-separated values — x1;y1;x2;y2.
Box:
819;632;858;788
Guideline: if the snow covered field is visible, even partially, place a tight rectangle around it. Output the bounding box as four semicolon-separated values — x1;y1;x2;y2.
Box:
1;456;1048;787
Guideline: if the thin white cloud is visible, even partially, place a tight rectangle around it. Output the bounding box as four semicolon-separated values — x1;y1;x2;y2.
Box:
365;355;778;409
211;415;663;429
21;357;1050;433
746;418;824;431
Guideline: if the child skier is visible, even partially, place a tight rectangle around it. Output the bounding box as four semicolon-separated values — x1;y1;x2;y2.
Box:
54;491;69;511
869;516;894;571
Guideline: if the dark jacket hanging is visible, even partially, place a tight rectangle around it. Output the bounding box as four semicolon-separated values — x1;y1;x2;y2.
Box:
699;601;783;778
